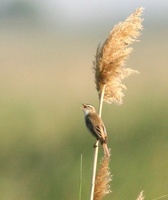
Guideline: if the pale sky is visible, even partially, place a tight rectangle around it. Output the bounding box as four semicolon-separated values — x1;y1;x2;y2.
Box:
0;0;167;30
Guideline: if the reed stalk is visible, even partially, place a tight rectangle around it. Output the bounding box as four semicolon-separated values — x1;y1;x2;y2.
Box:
90;85;106;200
78;154;83;200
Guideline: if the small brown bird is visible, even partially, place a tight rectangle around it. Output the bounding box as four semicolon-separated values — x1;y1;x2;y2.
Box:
82;103;110;157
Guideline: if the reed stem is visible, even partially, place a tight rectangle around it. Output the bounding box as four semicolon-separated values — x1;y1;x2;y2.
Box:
79;154;83;200
89;85;106;200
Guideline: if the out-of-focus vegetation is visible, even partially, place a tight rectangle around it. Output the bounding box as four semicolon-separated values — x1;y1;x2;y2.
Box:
0;1;168;200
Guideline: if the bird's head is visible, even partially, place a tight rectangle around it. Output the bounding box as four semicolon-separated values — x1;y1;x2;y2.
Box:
81;104;96;116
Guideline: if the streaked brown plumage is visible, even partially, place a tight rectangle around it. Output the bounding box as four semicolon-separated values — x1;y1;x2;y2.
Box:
82;104;109;158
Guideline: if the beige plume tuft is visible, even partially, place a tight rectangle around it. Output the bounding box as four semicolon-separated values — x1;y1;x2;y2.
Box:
136;191;145;200
93;8;144;104
94;154;111;200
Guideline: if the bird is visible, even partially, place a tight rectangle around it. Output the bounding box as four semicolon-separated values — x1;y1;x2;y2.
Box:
81;103;110;158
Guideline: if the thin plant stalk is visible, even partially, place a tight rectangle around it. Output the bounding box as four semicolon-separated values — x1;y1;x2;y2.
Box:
152;194;168;200
98;85;106;117
90;141;99;200
90;85;106;200
79;154;83;200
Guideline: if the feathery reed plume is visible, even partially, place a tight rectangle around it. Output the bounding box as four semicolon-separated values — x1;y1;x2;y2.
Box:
93;8;144;104
93;153;112;200
136;191;145;200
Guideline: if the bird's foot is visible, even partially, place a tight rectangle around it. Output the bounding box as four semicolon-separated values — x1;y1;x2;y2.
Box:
93;142;98;148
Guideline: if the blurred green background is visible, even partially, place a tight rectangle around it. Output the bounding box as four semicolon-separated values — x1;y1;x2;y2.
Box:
0;1;168;200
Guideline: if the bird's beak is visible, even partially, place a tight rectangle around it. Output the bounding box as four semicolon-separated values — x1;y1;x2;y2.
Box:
80;103;85;110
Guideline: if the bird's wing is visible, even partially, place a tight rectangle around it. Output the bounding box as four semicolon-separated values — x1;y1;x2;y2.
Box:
85;117;99;140
85;115;107;143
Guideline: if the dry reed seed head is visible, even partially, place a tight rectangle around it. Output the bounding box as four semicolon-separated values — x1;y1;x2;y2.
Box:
136;191;145;200
94;154;112;200
93;7;144;104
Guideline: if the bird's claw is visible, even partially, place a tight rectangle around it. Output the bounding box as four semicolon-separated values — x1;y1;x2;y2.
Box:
93;142;98;148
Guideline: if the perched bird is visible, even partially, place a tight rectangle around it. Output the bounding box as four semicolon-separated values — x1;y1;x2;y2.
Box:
81;103;110;158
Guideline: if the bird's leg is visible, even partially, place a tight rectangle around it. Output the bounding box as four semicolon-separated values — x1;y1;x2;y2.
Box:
93;140;99;148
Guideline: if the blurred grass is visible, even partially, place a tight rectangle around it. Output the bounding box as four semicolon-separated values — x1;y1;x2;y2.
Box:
0;28;168;200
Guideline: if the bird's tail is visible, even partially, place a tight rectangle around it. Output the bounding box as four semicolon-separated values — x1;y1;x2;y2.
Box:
102;143;110;158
